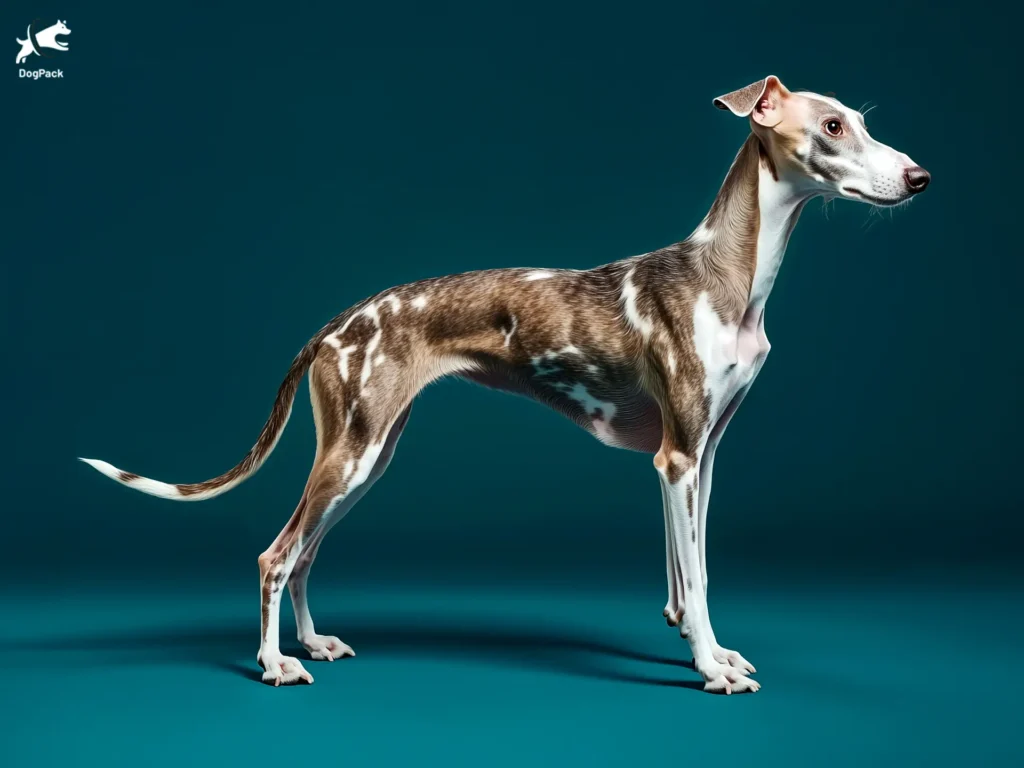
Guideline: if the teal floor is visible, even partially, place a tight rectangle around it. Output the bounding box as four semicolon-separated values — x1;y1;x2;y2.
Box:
4;576;1022;766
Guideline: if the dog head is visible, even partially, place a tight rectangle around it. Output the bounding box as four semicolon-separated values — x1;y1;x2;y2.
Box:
51;19;71;36
714;76;929;206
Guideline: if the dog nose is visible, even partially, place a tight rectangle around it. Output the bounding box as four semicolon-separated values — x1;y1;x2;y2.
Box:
904;166;931;193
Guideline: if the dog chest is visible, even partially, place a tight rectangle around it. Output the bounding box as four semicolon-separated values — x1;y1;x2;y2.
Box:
692;294;765;422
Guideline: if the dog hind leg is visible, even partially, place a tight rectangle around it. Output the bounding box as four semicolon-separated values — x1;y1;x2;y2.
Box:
287;404;413;661
256;334;424;686
257;434;396;685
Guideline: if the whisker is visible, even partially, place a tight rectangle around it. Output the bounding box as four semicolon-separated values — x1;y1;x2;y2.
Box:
862;205;883;231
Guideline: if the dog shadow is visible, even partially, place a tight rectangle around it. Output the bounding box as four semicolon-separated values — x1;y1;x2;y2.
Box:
2;613;703;691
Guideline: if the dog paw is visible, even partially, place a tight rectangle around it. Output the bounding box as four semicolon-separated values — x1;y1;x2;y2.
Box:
301;634;355;662
698;661;761;695
704;673;760;695
712;645;756;675
259;653;314;686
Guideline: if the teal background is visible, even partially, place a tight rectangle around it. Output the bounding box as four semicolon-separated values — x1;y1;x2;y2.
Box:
4;1;1022;765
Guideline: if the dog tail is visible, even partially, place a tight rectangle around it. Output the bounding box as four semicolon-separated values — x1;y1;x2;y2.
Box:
80;330;329;502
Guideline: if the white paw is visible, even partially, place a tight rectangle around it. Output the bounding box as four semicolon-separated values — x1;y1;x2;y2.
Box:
301;634;355;662
712;645;756;675
698;661;761;695
259;653;314;686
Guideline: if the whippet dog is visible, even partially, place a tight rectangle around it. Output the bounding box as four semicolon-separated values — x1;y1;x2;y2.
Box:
82;76;930;694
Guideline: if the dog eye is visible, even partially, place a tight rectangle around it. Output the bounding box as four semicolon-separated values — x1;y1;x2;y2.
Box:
824;119;843;137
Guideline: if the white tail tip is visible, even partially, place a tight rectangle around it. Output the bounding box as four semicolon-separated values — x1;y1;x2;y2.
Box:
79;457;119;477
79;457;183;499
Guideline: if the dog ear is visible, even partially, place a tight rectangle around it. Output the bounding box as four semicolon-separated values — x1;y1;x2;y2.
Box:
713;76;790;128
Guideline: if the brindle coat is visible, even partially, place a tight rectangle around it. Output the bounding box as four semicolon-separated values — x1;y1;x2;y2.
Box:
83;75;930;694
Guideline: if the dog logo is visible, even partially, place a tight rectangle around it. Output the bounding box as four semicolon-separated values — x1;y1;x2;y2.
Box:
15;19;70;65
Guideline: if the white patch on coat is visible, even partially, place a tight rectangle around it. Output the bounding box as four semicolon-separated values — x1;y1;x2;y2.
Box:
412;295;428;310
360;329;383;388
324;337;357;382
500;315;518;348
524;270;555;281
360;303;381;326
693;292;737;370
621;270;654;338
559;383;619;444
749;165;805;308
667;352;677;375
382;294;401;314
348;440;386;488
336;315;357;336
692;291;766;426
336;298;383;337
531;346;584;377
339;346;357;381
690;221;715;245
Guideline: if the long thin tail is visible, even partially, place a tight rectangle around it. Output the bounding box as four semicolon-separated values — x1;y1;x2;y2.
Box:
80;332;327;502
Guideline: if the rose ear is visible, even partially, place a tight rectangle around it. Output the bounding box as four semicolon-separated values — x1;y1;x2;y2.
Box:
712;75;790;128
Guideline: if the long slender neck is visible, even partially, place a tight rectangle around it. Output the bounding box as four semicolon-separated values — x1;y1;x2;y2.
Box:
686;134;808;321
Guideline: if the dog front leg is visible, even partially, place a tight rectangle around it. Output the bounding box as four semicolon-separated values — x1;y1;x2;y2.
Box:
656;419;759;694
698;309;769;598
694;392;756;675
661;479;686;627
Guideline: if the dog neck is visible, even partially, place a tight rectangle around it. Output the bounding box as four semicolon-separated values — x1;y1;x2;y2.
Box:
685;133;809;323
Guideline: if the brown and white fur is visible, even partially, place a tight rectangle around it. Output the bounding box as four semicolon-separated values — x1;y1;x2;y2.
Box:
82;76;930;694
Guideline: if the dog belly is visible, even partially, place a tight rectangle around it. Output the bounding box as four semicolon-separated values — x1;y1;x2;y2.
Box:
461;361;663;453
